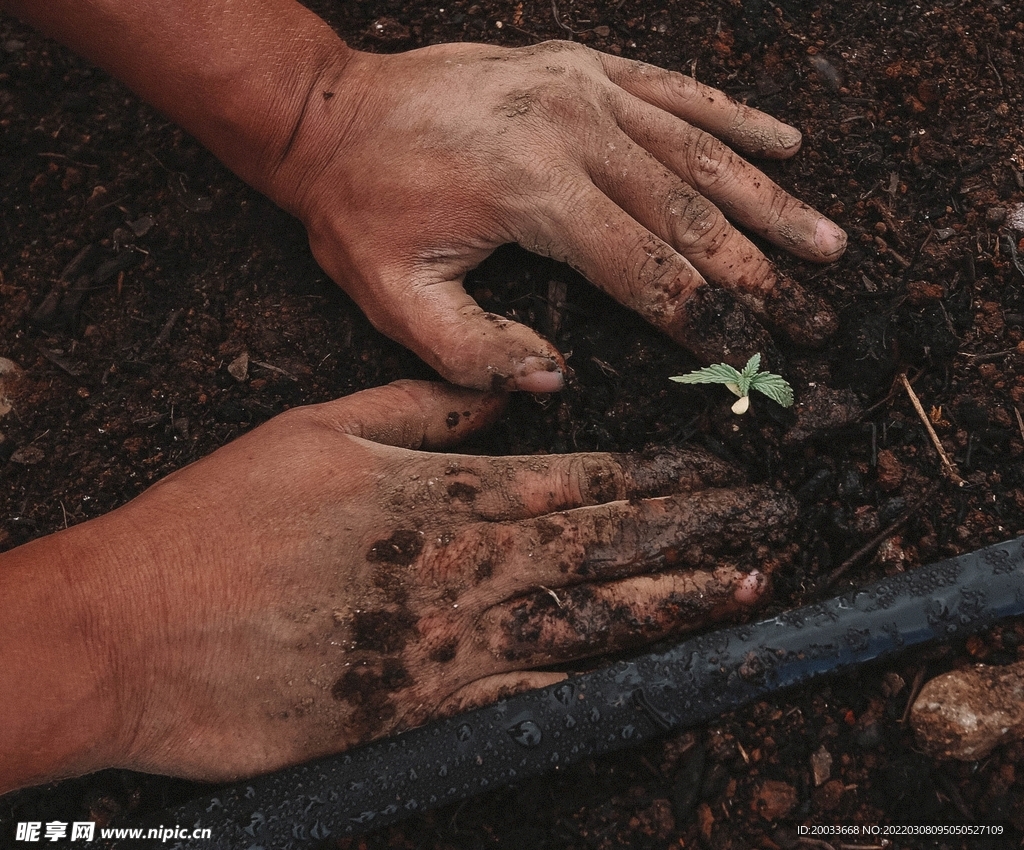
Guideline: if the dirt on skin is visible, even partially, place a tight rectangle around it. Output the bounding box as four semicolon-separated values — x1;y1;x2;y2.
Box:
2;0;1024;847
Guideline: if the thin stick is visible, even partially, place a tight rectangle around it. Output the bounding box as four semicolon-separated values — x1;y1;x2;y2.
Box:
825;482;940;587
1015;406;1024;445
901;666;927;724
959;347;1018;362
899;373;966;487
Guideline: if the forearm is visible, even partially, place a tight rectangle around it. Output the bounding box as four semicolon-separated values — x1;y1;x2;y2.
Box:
0;0;351;213
0;521;128;793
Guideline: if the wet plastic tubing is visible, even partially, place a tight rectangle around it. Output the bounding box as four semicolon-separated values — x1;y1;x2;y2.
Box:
121;536;1024;850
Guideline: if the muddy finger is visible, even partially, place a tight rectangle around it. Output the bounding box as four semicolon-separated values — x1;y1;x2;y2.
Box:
453;484;796;598
479;565;769;667
620;104;846;264
395;446;744;522
588;127;837;346
525;182;782;367
597;53;804;160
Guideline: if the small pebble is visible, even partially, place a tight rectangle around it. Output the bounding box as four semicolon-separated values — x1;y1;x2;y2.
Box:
986;207;1007;226
750;780;797;821
905;280;945;305
911;659;1024;760
837;468;864;498
128;215;155;237
881;671;906;698
10;444;46;465
808;53;843;91
810;745;832;786
0;357;24;421
875;448;905;491
1009;202;1024;233
734;570;764;605
877;535;906;570
855;721;883;749
227;352;249;382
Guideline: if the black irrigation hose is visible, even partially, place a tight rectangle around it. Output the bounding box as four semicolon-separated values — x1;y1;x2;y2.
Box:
115;535;1024;850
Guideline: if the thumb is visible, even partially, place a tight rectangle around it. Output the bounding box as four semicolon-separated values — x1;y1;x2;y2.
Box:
360;273;566;393
311;379;506;450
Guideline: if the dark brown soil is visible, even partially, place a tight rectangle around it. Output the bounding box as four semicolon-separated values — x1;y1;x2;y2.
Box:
2;0;1024;847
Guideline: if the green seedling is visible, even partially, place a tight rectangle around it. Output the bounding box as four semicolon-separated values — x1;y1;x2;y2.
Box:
670;353;793;415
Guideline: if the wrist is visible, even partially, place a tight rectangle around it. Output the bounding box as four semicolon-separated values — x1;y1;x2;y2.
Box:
260;43;372;225
202;17;359;214
0;519;135;791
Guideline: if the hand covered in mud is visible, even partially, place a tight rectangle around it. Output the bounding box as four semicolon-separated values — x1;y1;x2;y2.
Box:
87;380;794;782
280;41;847;391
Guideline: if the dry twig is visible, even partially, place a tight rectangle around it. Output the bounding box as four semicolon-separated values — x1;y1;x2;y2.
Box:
898;373;966;487
825;482;940;587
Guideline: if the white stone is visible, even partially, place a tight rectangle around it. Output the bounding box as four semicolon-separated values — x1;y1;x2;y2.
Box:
910;659;1024;760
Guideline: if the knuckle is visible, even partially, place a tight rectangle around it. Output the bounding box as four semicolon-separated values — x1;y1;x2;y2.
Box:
529;38;588;58
685;131;735;190
627;233;701;326
665;186;730;258
665;185;715;234
764;189;800;231
564;455;628;505
620;57;672;88
272;403;334;440
658;66;699;101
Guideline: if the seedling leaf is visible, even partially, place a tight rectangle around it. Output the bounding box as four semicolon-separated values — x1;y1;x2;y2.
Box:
749;372;794;407
736;353;762;395
670;353;794;414
669;363;742;388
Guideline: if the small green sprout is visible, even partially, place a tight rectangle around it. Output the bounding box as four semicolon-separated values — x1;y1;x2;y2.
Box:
670;353;793;415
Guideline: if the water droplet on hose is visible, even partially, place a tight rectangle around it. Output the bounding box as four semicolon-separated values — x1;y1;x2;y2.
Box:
553;682;575;705
508;719;543;747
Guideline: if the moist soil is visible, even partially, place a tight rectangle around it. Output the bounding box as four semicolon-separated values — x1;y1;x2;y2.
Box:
2;0;1024;847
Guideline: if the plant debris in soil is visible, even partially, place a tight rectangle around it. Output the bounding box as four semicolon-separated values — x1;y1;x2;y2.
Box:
2;0;1024;847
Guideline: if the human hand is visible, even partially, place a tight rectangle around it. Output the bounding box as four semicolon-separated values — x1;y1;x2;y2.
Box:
277;41;847;391
73;380;795;782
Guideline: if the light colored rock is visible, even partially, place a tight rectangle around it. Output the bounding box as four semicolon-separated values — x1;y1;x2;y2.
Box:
0;357;24;420
1009;201;1024;233
911;659;1024;760
810;745;833;786
227;351;249;382
10;444;46;465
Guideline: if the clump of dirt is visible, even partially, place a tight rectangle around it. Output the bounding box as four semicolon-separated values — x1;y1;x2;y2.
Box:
2;0;1024;846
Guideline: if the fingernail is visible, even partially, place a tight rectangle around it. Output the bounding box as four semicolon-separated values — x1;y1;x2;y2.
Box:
514;357;564;393
777;125;802;151
734;570;766;606
814;218;848;258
